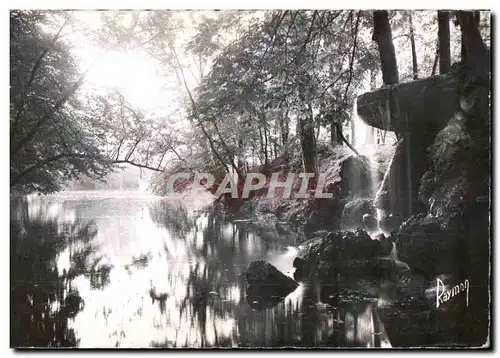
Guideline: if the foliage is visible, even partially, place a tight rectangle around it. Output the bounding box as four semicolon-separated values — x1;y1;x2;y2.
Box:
9;10;491;196
10;11;113;194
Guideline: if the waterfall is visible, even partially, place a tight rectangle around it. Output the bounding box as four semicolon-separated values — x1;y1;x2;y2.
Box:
351;99;383;235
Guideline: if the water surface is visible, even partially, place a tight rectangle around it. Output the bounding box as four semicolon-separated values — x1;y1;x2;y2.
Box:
11;190;480;348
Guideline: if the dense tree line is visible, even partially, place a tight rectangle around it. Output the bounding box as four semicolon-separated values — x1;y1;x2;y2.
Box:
9;10;490;195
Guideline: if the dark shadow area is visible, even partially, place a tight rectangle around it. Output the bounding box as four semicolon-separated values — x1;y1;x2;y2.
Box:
10;198;108;348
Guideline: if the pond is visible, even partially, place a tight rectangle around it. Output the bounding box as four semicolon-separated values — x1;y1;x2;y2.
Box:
9;190;486;348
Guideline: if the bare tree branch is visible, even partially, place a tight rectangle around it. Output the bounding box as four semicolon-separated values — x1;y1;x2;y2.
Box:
114;159;165;172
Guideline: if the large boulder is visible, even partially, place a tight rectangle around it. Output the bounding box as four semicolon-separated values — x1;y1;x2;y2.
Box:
394;97;490;281
338;155;379;198
394;192;489;281
245;260;298;310
357;72;461;132
293;230;410;287
304;202;343;234
340;197;375;231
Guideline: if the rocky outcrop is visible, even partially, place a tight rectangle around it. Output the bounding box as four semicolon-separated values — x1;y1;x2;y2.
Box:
293;230;410;288
374;135;432;221
356;72;461;133
246;260;298;310
393;178;489;281
340;197;375;231
338;155;381;198
391;80;490;282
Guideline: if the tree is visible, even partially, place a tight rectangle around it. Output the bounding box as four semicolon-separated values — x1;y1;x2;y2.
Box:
437;10;451;74
372;11;399;85
455;10;488;66
408;12;419;79
10;11;113;194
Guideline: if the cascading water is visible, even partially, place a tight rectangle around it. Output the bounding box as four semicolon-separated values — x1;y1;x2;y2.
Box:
351;98;383;237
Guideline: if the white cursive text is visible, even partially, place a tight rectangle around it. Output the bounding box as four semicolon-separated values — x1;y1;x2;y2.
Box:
436;278;469;308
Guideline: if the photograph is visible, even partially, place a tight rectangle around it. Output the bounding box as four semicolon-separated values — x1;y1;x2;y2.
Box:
9;9;491;349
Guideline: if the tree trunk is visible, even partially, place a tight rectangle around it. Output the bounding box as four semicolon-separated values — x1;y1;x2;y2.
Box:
372;11;399;85
330;120;343;147
298;104;317;180
474;11;481;26
408;13;419;80
367;69;377;144
238;137;245;171
459;11;482;64
282;112;289;146
315;115;321;141
273;120;278;161
456;10;488;66
431;40;439;76
263;121;269;166
437;10;451;74
330;121;336;146
280;110;289;167
258;127;266;166
351;116;356;147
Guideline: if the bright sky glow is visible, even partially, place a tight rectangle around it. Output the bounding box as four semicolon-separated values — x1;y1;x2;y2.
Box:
67;11;186;115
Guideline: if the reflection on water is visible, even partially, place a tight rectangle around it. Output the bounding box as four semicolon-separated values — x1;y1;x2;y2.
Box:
11;191;408;348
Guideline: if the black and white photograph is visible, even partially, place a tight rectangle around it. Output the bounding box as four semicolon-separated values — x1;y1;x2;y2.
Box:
8;8;491;349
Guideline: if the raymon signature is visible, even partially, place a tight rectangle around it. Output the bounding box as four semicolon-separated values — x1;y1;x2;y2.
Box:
436;278;470;308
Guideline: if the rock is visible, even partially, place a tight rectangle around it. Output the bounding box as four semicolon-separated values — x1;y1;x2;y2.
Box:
245;260;298;309
246;260;296;287
340;197;375;231
356;73;461;132
304;202;343;234
371;257;412;285
293;257;306;281
362;213;378;232
293;229;409;286
392;115;490;280
393;206;488;281
375;233;394;256
338;155;378;198
375;136;434;220
379;214;402;234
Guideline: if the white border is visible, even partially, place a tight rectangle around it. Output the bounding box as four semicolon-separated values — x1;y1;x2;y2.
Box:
2;2;497;357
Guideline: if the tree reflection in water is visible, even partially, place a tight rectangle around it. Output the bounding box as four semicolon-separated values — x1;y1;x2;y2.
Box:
147;202;393;348
11;194;398;348
10;198;110;348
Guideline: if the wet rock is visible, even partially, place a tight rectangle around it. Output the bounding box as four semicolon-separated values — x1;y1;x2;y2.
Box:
379;214;403;234
362;213;378;232
375;232;394;256
371;257;412;285
293;257;306;281
375;134;434;220
246;260;298;309
340;197;375;231
393;104;490;280
393;215;455;279
393;198;489;281
338;155;378;198
293;229;409;286
304;202;343;234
